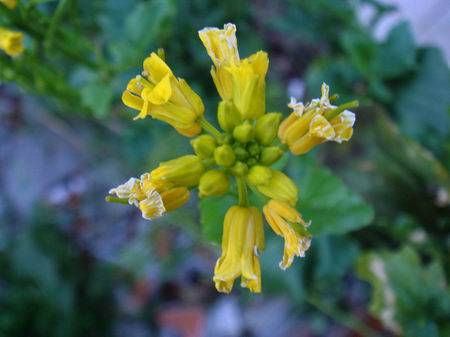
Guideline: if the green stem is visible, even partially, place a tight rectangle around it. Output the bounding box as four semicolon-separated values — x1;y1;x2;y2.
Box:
324;100;359;120
199;117;223;141
44;0;70;51
105;196;129;205
236;177;249;206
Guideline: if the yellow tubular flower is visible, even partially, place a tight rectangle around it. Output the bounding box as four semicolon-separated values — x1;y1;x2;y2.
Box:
278;83;356;155
150;155;205;190
263;200;311;270
160;187;190;211
256;170;298;206
198;23;239;100
0;0;17;9
0;28;24;57
214;206;264;293
121;53;204;136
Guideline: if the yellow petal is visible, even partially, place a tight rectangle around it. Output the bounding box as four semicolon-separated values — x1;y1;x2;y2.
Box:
177;78;205;116
143;52;173;83
145;74;172;105
122;90;143;110
198;23;240;67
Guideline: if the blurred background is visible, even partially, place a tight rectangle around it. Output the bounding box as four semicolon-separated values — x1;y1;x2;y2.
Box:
1;0;450;336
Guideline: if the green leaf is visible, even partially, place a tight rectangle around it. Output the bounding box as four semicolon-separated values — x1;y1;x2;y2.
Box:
375;21;416;79
81;80;114;118
199;194;237;245
287;156;374;235
395;48;450;141
357;246;450;336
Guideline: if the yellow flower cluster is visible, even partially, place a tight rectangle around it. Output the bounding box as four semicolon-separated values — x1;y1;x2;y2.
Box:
108;23;357;293
0;1;24;57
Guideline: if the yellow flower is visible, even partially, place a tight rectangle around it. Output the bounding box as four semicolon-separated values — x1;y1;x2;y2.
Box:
198;23;239;101
109;173;190;220
199;24;269;119
278;83;355;155
0;0;17;9
214;206;264;293
0;27;24;57
263;200;311;270
121;53;204;136
255;170;298;206
150;155;205;190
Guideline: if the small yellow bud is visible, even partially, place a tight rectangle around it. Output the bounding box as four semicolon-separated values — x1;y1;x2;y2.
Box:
191;134;217;159
259;146;284;165
151;155;205;190
214;144;236;167
0;28;24;57
247;165;272;186
199;170;230;197
0;0;17;10
233;121;254;143
257;170;298;206
230;161;248;176
217;101;242;132
255;112;282;145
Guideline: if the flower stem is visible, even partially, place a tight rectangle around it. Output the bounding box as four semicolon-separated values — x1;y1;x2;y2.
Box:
105;196;129;205
324;100;359;120
236;177;249;207
199;117;223;141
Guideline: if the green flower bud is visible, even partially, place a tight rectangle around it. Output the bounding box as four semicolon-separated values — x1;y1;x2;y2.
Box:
199;170;229;197
247;165;272;186
247;142;260;156
247;157;258;167
217;101;242;133
233;121;254;143
255;112;282;145
260;146;284;165
234;146;249;161
230;161;248;176
214;144;236;167
190;135;217;159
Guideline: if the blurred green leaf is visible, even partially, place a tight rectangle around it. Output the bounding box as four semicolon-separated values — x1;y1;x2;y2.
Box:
199;194;237;245
395;48;450;142
80;80;114;117
357;246;450;337
374;21;416;79
287;156;374;235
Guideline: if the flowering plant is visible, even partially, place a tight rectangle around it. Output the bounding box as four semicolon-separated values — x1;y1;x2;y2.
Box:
107;24;357;293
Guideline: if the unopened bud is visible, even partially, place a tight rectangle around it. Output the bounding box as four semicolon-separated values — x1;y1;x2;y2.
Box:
247;158;258;167
214;144;236;167
247;142;260;156
247;165;272;186
230;161;248;177
257;170;298;206
260;146;284;165
199;170;229;197
191;135;217;159
233;121;254;143
255;112;282;145
217;101;242;132
234;146;249;161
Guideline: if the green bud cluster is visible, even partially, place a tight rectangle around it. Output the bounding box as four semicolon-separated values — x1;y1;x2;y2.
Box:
191;101;286;198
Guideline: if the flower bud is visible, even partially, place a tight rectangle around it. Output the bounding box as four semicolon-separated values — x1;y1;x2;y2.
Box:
255;112;282;145
217;101;242;132
230;161;248;177
247;158;258;167
257;170;298;206
233;121;254;143
199;170;230;197
191;134;217;159
214;144;236;167
259;146;284;165
151;155;205;189
247;142;260;156
233;146;249;161
247;165;272;186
